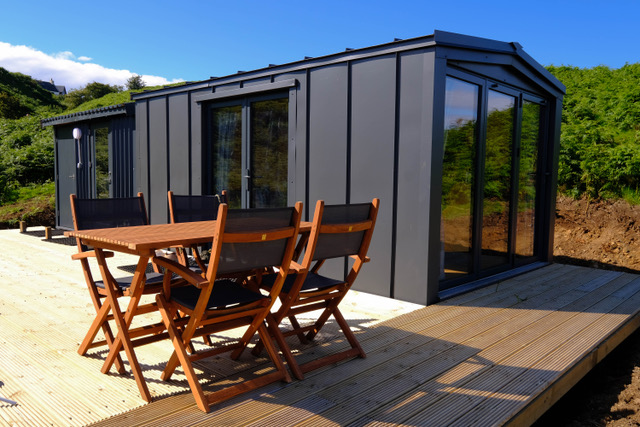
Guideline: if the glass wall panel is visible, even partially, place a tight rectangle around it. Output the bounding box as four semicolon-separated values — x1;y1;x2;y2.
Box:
249;98;288;208
95;127;110;199
481;91;515;270
516;101;541;258
442;77;479;280
210;105;242;207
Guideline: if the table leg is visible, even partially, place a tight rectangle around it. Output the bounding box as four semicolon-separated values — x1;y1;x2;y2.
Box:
96;251;152;402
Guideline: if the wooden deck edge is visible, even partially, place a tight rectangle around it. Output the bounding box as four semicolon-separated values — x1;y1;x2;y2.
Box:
506;309;640;426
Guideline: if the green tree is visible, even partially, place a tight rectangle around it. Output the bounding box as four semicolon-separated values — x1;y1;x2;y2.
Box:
126;75;146;90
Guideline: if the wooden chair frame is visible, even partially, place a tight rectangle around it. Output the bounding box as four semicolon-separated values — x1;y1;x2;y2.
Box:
153;202;302;412
254;198;380;380
69;193;173;399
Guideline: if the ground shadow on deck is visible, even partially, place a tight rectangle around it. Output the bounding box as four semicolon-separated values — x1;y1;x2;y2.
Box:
88;307;575;426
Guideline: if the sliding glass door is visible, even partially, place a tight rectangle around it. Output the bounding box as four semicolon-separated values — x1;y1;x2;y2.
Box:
205;94;289;208
441;74;546;288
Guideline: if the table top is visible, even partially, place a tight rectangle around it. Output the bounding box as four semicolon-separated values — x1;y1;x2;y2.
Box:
65;221;312;254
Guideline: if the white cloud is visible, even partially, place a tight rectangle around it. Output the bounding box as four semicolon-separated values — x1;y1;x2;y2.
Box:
0;41;183;90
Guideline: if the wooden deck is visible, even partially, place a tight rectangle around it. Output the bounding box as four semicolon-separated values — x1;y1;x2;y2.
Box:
2;228;640;426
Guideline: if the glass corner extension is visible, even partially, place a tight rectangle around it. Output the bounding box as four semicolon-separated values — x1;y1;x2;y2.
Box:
441;77;479;280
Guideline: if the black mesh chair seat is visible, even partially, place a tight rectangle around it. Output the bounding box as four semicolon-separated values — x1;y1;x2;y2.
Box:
95;272;164;290
170;280;267;311
261;272;345;294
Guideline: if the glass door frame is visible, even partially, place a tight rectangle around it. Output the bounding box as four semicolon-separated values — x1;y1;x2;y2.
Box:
441;69;550;290
203;90;292;208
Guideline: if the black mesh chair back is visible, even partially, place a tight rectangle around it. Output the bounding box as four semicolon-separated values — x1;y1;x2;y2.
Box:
168;191;228;224
216;207;297;275
311;202;373;261
72;196;148;231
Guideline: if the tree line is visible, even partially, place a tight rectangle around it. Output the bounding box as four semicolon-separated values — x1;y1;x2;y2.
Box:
2;64;640;205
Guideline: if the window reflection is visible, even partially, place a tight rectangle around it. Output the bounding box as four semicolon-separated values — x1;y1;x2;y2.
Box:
481;91;515;270
210;105;242;208
95;127;110;199
250;98;288;208
516;101;540;258
442;77;478;280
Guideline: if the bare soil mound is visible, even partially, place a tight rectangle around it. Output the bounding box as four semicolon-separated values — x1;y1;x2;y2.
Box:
554;195;640;273
535;195;640;425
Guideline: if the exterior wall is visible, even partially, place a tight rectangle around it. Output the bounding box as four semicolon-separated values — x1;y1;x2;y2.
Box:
51;115;135;229
131;32;564;305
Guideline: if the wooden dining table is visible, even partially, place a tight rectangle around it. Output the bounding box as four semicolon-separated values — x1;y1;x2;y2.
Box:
65;219;312;402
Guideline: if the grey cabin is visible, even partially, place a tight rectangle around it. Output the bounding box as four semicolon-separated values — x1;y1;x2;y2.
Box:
44;30;566;305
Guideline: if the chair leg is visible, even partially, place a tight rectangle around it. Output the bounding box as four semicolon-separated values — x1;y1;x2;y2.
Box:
288;315;309;344
305;299;340;342
156;294;209;412
257;322;292;384
230;314;265;360
264;314;303;380
78;296;127;374
332;307;365;358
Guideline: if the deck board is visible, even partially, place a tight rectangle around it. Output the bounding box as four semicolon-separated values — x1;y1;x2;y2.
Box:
2;228;640;426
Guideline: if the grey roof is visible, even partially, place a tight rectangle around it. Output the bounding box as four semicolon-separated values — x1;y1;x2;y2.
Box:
36;80;67;95
41;102;135;127
131;30;565;101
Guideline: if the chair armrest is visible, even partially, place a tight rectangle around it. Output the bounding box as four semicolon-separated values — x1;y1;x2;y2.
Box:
71;250;115;260
289;260;307;273
152;255;209;288
350;255;370;263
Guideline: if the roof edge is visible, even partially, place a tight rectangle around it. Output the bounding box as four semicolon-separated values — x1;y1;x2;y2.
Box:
41;102;135;127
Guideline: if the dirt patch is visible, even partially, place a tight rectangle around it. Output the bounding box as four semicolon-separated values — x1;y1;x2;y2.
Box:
534;195;640;425
554;195;640;273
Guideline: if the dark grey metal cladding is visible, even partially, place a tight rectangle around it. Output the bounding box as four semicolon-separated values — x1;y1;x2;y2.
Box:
110;116;135;199
148;97;168;224
125;31;565;305
168;93;190;196
394;49;437;304
307;64;349;205
349;54;396;297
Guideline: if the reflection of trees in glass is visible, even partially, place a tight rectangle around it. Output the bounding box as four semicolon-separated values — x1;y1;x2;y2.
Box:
442;77;478;277
516;101;540;257
211;106;242;208
95;127;109;199
442;119;475;215
250;98;288;208
482;91;514;265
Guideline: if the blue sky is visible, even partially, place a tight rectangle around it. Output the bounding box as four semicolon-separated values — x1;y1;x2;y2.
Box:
1;0;639;89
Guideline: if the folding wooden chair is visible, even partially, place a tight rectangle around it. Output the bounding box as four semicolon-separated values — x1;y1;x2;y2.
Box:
167;190;227;272
69;193;165;375
254;198;380;380
153;202;302;412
